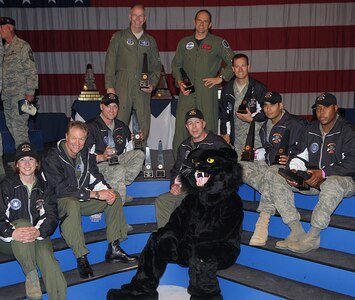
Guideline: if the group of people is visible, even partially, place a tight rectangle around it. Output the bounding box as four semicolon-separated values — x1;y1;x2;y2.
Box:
0;4;355;300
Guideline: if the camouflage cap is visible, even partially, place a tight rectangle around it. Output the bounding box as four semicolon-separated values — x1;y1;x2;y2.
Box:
0;17;15;27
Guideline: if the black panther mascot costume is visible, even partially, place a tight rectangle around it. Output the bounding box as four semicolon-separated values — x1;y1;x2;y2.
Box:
107;148;244;300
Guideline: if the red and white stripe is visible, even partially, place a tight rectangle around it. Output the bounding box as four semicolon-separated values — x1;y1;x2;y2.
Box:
2;1;354;116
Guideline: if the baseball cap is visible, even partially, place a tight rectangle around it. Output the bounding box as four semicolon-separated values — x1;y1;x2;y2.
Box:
15;142;39;162
312;92;337;109
101;93;119;106
263;91;282;104
185;109;204;123
0;17;15;26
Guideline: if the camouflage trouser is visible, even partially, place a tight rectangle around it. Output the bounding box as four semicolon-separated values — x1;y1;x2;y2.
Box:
240;160;280;215
2;93;29;147
272;174;355;229
98;150;145;202
234;120;263;156
155;191;187;228
0;219;67;300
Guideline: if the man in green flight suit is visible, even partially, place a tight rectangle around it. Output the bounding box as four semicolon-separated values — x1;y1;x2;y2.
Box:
104;4;161;141
171;9;235;157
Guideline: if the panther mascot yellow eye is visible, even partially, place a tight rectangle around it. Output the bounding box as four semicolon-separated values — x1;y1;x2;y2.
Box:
206;157;214;164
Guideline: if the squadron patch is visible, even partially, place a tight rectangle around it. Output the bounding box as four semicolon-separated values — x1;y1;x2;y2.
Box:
186;42;194;50
272;133;282;144
10;198;21;210
103;136;109;145
310;142;319;153
115;134;124;144
127;38;134;46
36;199;45;211
327;143;336;154
139;40;150;47
222;40;230;48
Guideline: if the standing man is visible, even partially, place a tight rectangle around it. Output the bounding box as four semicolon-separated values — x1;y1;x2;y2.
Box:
105;4;161;141
86;93;145;204
42;121;137;280
171;9;235;156
220;53;267;155
155;109;230;228
0;33;5;179
0;17;38;147
271;93;355;253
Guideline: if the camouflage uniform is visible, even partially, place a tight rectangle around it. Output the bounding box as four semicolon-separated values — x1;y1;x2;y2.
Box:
2;35;38;147
271;116;355;230
171;33;234;155
104;28;161;140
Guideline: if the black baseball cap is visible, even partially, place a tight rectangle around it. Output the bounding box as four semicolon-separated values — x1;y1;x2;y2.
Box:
263;91;282;105
101;93;119;106
312;92;337;109
0;17;15;26
185;109;204;123
15;143;39;162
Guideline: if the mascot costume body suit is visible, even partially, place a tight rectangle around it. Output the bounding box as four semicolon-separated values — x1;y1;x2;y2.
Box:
107;148;244;300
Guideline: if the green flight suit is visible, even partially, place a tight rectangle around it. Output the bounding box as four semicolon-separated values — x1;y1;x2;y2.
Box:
171;33;234;155
104;28;161;140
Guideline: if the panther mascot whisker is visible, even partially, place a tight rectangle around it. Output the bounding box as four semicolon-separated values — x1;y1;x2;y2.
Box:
107;148;244;300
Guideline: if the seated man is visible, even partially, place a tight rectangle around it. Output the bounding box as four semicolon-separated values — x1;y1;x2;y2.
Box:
155;109;229;228
271;92;355;253
245;92;307;246
86;93;145;204
42;121;137;279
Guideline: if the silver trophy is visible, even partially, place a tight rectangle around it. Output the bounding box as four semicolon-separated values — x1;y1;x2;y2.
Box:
106;132;119;165
143;147;154;178
132;109;144;150
155;140;166;178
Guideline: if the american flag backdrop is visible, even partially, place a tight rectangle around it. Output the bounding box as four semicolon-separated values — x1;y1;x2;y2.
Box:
1;0;354;117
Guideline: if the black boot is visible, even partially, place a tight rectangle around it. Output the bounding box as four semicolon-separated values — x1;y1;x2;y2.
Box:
105;240;138;263
77;255;94;279
106;288;158;300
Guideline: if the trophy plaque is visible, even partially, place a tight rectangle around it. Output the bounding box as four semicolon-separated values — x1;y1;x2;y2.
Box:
180;68;195;93
78;64;102;101
273;129;290;165
144;147;154;178
237;99;248;114
278;168;312;191
131;110;144;150
155;140;166;178
140;53;149;89
241;121;255;161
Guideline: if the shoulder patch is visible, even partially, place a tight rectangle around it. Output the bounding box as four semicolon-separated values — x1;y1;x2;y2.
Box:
28;49;34;62
222;40;230;48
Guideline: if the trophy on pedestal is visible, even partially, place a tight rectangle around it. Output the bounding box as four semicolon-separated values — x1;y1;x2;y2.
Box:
273;129;290;165
140;53;149;89
78;64;102;101
241;121;255;161
155;140;166;178
152;64;173;99
180;68;195;93
131;110;144;150
143;147;154;178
